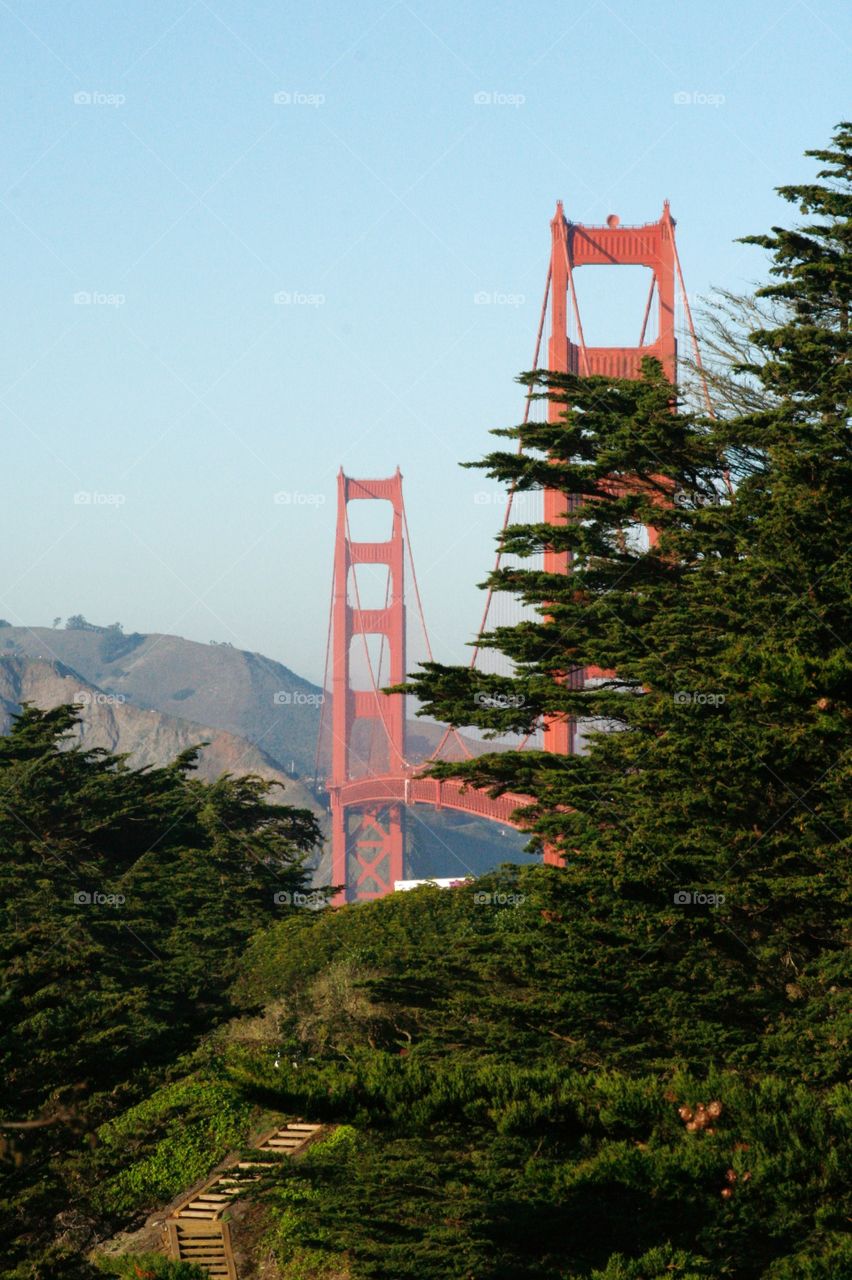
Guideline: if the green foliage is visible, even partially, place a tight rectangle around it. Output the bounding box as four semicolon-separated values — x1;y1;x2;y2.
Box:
93;1074;254;1215
0;704;320;1276
260;1129;358;1278
98;629;144;663
228;874;852;1278
582;1247;712;1279
95;1253;205;1279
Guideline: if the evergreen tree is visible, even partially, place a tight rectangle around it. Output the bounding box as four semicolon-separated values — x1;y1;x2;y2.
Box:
0;704;320;1276
399;123;851;1080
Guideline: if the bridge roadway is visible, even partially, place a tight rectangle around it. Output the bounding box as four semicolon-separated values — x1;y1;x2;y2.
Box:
333;770;532;829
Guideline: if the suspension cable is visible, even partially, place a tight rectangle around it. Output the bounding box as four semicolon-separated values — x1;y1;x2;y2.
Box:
563;236;591;376
669;228;733;495
671;231;713;417
401;500;473;762
638;274;656;347
313;557;336;788
469;259;551;672
456;259;555;759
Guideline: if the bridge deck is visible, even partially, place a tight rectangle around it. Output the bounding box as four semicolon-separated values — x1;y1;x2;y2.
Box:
333;772;533;828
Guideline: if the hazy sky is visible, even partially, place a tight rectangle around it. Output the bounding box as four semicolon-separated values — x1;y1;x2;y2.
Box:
1;0;849;684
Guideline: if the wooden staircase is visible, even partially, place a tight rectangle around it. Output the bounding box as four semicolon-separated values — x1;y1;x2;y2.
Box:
163;1121;323;1278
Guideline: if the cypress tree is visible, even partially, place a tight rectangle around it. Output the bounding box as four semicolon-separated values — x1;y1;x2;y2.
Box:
401;123;851;1080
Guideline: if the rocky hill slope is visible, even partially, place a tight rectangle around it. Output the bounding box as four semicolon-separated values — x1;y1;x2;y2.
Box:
0;625;324;779
0;654;323;821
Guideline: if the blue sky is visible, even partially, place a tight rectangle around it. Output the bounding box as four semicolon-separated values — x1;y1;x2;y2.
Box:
1;0;849;684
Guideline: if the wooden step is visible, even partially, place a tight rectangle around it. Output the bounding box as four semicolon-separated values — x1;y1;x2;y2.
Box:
174;1220;224;1236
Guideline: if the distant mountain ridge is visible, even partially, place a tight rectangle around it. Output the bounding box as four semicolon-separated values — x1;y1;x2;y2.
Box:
0;625;324;779
0;625;530;885
0;653;323;819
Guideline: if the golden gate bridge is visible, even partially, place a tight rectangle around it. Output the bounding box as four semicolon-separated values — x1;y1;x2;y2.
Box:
314;201;710;902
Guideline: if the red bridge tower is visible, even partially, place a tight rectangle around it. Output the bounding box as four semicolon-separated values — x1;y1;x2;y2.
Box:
543;202;679;753
329;470;406;901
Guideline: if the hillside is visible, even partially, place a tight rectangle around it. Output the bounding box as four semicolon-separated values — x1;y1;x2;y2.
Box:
0;625;324;780
0;654;323;821
58;868;852;1279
